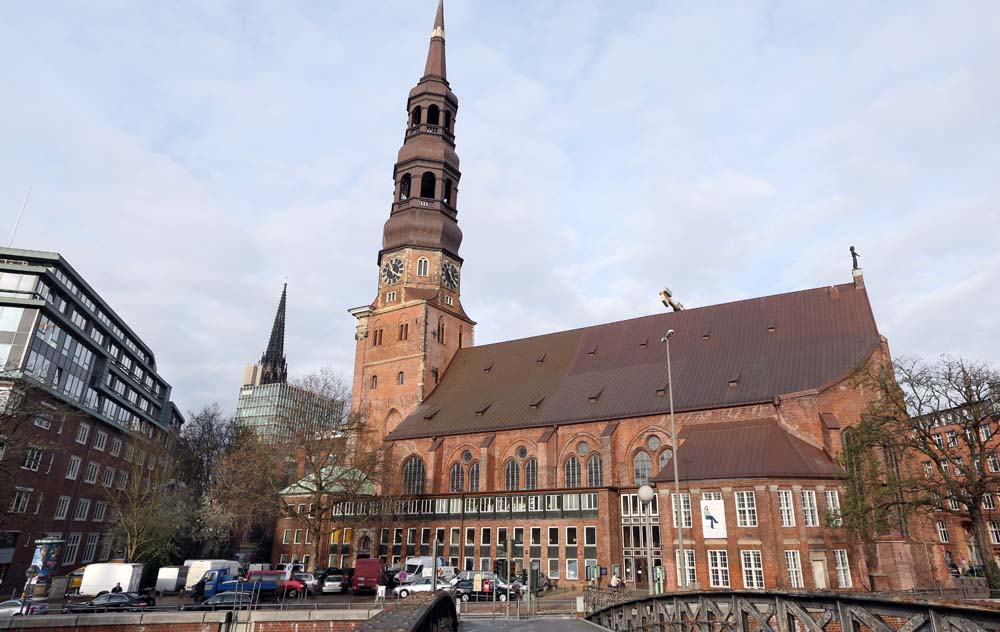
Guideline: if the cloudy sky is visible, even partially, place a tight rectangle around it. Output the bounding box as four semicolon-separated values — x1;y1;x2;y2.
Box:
2;1;998;416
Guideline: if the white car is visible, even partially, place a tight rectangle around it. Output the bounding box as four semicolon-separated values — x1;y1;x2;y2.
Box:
321;575;345;594
392;576;453;599
0;599;47;616
294;573;318;595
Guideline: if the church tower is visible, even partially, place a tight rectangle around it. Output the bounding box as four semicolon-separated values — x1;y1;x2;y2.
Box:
349;0;475;440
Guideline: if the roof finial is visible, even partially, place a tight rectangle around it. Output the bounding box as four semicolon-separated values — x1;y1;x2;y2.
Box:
850;246;865;288
260;283;288;385
423;0;447;79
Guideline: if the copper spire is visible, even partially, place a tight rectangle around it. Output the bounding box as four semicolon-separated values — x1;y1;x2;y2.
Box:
259;283;288;385
423;0;447;80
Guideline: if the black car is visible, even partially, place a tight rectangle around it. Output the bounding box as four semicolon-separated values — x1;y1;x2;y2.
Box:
453;579;516;602
181;592;255;611
62;592;156;613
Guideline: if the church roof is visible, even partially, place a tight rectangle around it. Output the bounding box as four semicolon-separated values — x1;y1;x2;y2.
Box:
387;281;880;440
652;418;842;482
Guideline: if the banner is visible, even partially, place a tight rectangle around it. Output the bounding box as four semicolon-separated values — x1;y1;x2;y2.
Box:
700;499;727;539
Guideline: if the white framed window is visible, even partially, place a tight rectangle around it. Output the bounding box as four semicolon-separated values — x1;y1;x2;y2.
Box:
548;526;559;545
530;527;541;546
416;257;429;277
548;558;560;579
937;521;950;543
990;521;1000;545
65;455;82;480
84;462;99;484
81;534;99;564
778;490;795;527
445;295;454;306
74;498;91;521
566;559;579;580
9;488;31;513
110;438;122;457
450;528;460;545
581;492;598;511
741;550;764;589
465;527;475;545
676;549;696;585
102;467;114;487
479;557;490;571
33;415;52;430
385;291;397;302
703;492;722;501
54;495;71;520
825;491;842;526
94;431;107;451
672;493;692;528
984;494;996;510
304;530;312;545
982;424;993;441
784;550;803;588
408;528;417;544
93;501;107;522
708;550;730;588
833;549;852;588
585;526;597;546
116;470;128;490
736;491;757;527
293;529;302;544
922;461;933;478
76;423;91;445
63;533;81;565
801;491;819;527
990;453;1000;473
23;447;43;472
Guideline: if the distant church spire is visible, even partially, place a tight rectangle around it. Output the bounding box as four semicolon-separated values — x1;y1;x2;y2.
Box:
423;0;447;80
259;283;288;385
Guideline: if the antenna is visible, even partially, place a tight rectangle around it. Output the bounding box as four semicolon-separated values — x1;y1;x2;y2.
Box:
8;186;32;248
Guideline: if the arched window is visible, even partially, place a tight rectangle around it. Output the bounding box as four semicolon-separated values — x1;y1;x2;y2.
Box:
587;454;603;487
525;458;538;490
658;448;673;470
504;459;520;491
416;257;429;276
565;456;581;488
400;174;411;200
633;451;653;486
444;110;452;131
437;317;446;344
411;106;422;126
370;374;378;390
427;104;440;125
443;179;453;205
420;172;436;198
397;371;404;385
469;461;480;492
449;463;465;492
402;456;425;495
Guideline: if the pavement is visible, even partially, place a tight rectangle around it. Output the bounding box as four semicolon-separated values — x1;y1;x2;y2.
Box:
461;618;597;631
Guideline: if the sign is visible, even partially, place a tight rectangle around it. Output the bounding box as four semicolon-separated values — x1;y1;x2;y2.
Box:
700;499;727;539
473;573;482;592
30;538;64;580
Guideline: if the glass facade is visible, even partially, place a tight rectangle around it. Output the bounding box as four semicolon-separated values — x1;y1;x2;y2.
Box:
234;381;343;443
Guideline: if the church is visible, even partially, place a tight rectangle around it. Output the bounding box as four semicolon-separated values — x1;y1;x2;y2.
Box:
274;1;948;592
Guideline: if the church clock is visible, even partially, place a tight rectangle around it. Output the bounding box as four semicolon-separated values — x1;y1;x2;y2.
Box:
381;257;404;285
441;261;460;291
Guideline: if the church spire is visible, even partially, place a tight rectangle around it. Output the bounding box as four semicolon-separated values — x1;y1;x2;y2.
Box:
259;283;288;385
423;0;446;80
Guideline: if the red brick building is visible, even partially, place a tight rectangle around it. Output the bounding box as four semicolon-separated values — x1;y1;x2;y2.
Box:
274;1;948;593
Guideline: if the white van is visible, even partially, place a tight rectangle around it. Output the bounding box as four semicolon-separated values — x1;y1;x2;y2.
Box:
398;556;453;583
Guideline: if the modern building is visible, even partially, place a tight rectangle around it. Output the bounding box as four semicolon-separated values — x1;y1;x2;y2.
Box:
0;246;183;593
272;1;961;593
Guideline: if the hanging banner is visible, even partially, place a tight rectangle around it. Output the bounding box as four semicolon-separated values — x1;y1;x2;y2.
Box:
700;499;727;539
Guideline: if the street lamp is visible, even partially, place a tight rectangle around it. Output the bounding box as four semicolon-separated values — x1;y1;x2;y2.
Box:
637;484;656;596
661;328;686;589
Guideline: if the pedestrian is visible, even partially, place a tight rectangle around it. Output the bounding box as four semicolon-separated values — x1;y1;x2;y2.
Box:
111;582;122;594
610;572;622;591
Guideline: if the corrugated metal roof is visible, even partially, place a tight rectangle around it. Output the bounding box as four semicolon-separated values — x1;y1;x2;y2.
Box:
388;282;879;440
652;418;842;482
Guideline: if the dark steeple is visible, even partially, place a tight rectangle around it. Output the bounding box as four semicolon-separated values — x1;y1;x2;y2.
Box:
380;0;463;260
259;283;288;385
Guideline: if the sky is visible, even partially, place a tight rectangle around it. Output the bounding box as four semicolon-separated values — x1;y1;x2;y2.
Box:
1;1;998;417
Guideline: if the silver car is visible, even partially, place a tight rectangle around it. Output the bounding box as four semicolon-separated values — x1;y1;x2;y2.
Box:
0;599;47;616
321;575;345;594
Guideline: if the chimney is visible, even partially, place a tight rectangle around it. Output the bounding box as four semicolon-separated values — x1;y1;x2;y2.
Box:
853;267;864;289
659;287;685;312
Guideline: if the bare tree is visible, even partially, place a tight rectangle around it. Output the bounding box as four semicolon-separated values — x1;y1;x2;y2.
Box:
843;355;1000;588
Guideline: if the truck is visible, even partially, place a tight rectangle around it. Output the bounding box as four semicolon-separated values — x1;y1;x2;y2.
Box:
352;558;386;593
183;560;241;590
155;566;189;594
79;563;143;596
198;569;306;601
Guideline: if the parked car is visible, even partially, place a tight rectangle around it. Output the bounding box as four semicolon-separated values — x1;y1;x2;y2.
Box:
295;573;318;595
0;599;47;616
62;592;156;613
452;578;516;602
450;571;523;596
321;575;346;594
352;558;386;593
181;592;255;611
392;576;454;599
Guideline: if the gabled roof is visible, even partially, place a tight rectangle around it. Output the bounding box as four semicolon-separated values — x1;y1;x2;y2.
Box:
652;418;842;482
388;282;879;440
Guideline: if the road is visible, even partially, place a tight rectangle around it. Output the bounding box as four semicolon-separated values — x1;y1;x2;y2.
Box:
461;618;597;631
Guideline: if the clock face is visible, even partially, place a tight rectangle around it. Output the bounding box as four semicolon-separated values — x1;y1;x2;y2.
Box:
381;257;404;285
441;261;460;291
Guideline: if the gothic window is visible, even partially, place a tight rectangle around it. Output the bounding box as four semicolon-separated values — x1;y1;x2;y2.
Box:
400;174;411;200
403;456;425;495
398;322;409;341
565;456;581;488
370;374;378;390
587;454;603;487
469;461;480;492
437;318;446;344
372;328;384;346
525;457;538;490
411;106;422;126
420;172;436;199
397;371;404;385
443;179;453;205
458;326;463;349
427;104;440;125
444;110;452;131
658;448;673;470
450;463;464;492
417;257;429;276
633;451;653;486
504;459;520;491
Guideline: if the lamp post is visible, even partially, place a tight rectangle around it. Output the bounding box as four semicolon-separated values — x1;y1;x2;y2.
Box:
637;484;656;595
661;328;685;589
